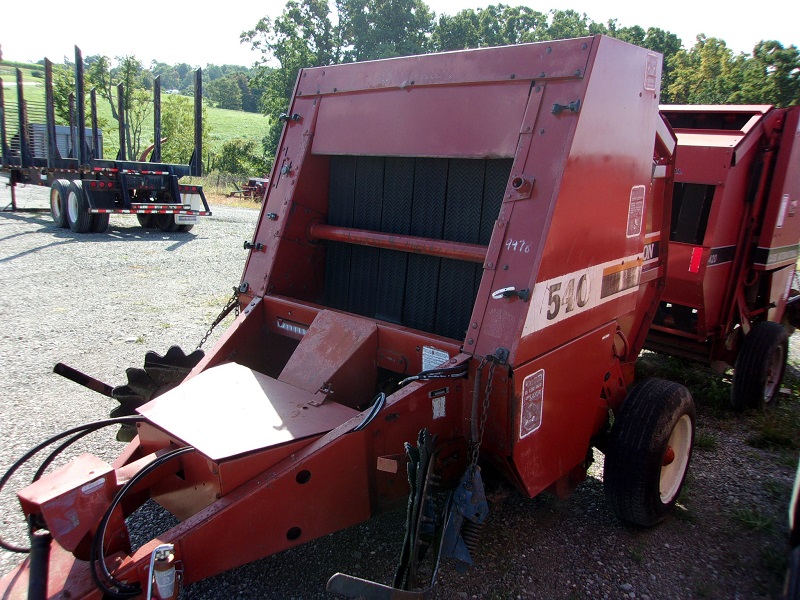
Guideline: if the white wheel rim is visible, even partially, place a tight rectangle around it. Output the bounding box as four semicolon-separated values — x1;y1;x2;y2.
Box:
67;190;80;223
660;414;692;503
50;189;62;219
763;344;784;402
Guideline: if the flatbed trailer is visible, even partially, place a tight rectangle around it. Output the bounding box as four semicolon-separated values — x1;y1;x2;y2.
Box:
645;105;800;409
0;47;210;233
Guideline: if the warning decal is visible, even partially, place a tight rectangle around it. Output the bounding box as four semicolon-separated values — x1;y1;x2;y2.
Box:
626;185;646;238
520;369;545;439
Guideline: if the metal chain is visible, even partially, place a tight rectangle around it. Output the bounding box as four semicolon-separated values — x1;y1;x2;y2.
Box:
469;356;496;473
195;288;241;350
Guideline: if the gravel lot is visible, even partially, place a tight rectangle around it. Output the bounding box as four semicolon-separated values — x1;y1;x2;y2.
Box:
1;181;798;599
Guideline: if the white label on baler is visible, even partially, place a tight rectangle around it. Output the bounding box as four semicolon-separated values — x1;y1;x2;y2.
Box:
520;369;545;439
522;254;643;336
626;185;646;238
777;194;789;229
422;346;449;371
432;396;446;419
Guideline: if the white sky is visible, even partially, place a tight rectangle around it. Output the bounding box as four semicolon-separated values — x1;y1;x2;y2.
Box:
2;0;798;68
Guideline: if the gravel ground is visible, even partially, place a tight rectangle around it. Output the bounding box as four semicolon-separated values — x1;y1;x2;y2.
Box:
1;181;798;599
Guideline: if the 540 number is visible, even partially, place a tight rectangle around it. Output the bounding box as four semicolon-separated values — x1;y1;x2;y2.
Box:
546;274;589;320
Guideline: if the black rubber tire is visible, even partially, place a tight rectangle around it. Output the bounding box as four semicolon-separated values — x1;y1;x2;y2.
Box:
786;546;800;600
155;213;179;232
66;181;92;233
90;213;110;233
176;224;194;233
137;214;156;228
604;378;695;527
50;179;70;228
731;321;789;410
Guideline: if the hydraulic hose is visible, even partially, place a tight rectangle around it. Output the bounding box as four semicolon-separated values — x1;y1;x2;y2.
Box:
0;416;146;553
90;445;196;598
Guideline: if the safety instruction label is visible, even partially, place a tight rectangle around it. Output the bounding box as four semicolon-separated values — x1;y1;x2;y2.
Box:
520;369;545;439
626;185;646;238
422;346;449;371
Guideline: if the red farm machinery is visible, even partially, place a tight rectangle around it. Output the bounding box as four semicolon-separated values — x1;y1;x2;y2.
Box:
645;104;800;409
0;34;736;599
0;47;210;233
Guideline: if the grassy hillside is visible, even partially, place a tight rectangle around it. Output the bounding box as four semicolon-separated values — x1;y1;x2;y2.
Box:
1;61;269;163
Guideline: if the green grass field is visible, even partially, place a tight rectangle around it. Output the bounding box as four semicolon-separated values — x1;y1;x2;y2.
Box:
1;61;269;162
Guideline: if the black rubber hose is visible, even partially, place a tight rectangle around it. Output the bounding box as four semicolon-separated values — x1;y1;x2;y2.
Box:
90;445;196;598
0;416;146;553
27;527;52;600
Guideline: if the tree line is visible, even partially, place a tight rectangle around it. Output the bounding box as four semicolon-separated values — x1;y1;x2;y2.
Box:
242;0;800;160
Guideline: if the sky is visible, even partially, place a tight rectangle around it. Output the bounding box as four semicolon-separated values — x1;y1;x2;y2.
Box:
1;0;798;68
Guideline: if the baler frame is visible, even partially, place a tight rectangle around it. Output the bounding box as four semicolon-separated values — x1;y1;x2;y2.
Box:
1;36;691;600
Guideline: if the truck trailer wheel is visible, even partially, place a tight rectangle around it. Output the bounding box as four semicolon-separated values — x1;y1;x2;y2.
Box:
66;181;92;233
731;321;788;410
137;214;156;228
50;179;71;228
604;379;695;527
90;213;110;233
155;214;180;232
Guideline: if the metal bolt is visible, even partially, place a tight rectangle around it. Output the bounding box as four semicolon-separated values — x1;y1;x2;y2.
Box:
467;338;474;345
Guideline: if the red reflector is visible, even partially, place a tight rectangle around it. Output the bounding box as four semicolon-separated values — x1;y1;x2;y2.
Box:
191;186;197;192
90;181;97;188
689;247;703;273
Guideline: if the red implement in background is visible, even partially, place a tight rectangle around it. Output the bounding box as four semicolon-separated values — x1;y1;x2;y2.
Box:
646;105;800;409
1;36;689;599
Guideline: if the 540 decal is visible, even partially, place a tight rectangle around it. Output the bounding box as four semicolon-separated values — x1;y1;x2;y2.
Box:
522;255;643;336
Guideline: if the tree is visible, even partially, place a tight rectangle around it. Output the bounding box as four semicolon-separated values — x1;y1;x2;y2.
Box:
213;137;268;176
734;41;800;106
242;0;338;161
206;76;243;110
160;94;209;164
666;36;745;104
338;0;434;61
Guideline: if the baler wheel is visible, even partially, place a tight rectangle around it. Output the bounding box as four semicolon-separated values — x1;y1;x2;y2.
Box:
66;180;92;233
137;214;156;228
604;379;695;527
49;179;71;228
731;321;788;410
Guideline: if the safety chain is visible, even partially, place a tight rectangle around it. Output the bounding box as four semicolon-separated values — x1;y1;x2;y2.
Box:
195;287;241;350
469;355;497;475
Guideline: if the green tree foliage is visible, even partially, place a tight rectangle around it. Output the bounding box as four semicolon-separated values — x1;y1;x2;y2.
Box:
666;36;746;104
242;0;337;160
735;41;800;106
206;75;244;110
160;95;209;164
213;137;268;176
338;0;434;61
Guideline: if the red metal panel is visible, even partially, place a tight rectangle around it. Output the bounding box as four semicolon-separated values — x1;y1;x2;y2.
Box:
510;321;619;497
472;36;667;366
756;107;800;268
312;83;529;158
278;310;378;408
296;37;594;96
17;454;115;554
